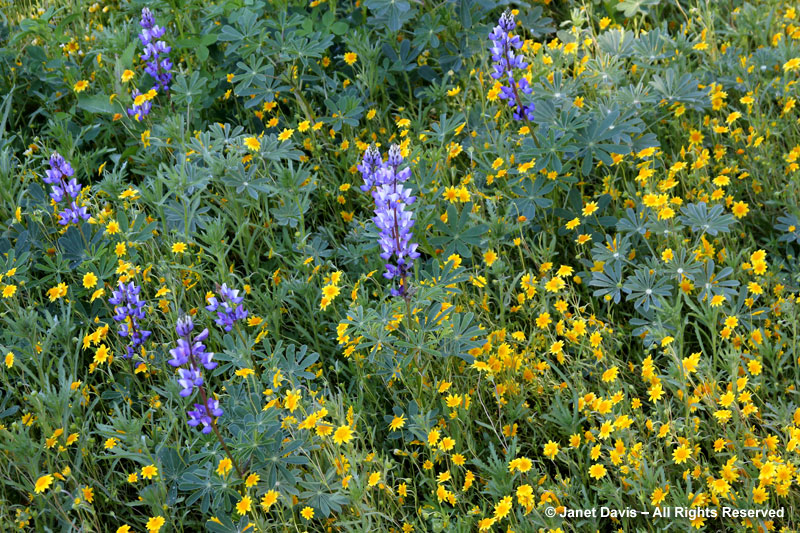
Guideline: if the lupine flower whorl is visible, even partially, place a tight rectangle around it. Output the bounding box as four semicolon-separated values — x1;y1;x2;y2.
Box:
359;144;420;297
169;315;221;432
206;283;248;332
43;152;90;226
188;399;224;434
108;281;152;359
489;9;535;121
139;8;172;92
127;7;172;119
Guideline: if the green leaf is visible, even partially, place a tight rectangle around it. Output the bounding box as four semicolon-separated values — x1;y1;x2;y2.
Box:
120;40;137;68
430;203;488;258
459;0;472;29
616;0;660;18
77;95;115;114
330;21;348;35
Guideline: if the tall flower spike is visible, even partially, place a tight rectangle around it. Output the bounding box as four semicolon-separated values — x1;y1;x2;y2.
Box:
43;152;90;226
169;314;221;432
359;145;420;297
206;283;248;332
489;10;535;121
108;281;152;359
128;7;172;120
138;7;172;93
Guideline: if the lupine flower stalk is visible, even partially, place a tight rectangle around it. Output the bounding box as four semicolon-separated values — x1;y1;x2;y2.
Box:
168;315;219;431
43;152;90;226
206;283;248;332
489;10;535;121
359;145;420;297
108;281;152;359
128;8;172;119
169;314;244;480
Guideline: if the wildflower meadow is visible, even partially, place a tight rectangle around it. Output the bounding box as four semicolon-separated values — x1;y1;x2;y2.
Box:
2;0;800;531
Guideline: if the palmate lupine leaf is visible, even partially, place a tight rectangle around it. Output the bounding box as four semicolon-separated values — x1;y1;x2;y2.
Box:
591;234;633;266
630;309;677;348
217;9;265;58
649;67;708;111
171;71;208;107
527;127;578;174
573;107;645;175
382;38;423;73
622;266;673;312
516;5;555;39
613;82;659;110
430;203;488;258
232;59;288;109
221;163;271;200
776;213;800;244
508;177;555;221
646;216;684;240
589;261;625;304
663;248;704;281
364;0;414;32
437;311;482;363
534;70;579;105
597;29;636;57
533;97;588;138
325;94;365;130
617;206;651;236
206;516;258;533
697;260;740;302
678;202;735;236
631;27;674;65
298;471;349;517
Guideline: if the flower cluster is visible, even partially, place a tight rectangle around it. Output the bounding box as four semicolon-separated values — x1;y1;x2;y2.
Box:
359;145;420;296
43;152;90;225
128;8;171;119
488;10;534;121
139;8;172;92
108;281;152;359
187;398;224;434
169;315;221;433
128;89;154;119
206;283;248;332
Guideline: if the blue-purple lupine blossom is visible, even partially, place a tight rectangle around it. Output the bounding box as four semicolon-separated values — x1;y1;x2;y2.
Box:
187;399;224;434
359;145;420;297
127;8;172;118
206;284;248;332
139;8;172;92
169;315;221;434
128;89;153;118
108;281;152;359
489;10;535;121
43;152;90;226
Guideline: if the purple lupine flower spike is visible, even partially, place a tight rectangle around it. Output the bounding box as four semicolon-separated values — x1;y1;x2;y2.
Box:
206;283;248;332
489;10;535;121
43;152;90;226
358;144;420;297
358;145;382;191
128;7;173;119
108;281;152;359
170;314;222;432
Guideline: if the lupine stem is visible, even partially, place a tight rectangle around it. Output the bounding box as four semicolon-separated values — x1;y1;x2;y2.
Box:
197;382;244;481
503;39;540;150
188;350;244;481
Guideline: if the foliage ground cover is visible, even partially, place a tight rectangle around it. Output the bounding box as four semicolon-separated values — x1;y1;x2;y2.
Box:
1;0;800;531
